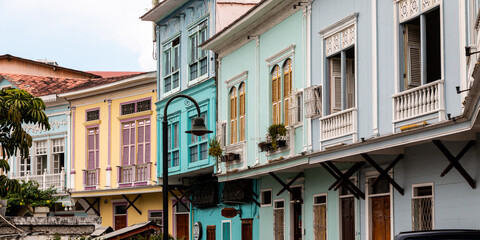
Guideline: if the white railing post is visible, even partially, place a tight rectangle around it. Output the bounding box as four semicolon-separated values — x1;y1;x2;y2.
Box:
60;167;65;190
43;169;47;190
26;171;30;182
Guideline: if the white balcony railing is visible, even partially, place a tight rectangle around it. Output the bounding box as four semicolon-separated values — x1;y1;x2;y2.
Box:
83;168;99;188
117;163;151;185
12;168;65;191
392;79;444;122
320;108;357;141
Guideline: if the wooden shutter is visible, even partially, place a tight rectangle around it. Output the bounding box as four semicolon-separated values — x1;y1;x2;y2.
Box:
283;60;292;126
239;84;246;142
137;121;144;164
313;205;327;240
274;209;285;240
145;121;151;162
88;129;95;169
330;58;342;113
230;88;237;144
272;66;281;124
122;124;130;166
405;24;421;89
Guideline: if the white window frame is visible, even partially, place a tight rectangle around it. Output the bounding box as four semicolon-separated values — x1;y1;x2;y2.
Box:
35;140;48;175
221;220;232;240
51;138;65;174
273;199;286;240
260;188;273;207
364;171;393;240
313;193;328;240
411;182;435;230
162;35;181;96
188;18;209;85
289;90;304;128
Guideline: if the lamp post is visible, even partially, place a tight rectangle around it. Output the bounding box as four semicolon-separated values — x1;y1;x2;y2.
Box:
162;94;212;240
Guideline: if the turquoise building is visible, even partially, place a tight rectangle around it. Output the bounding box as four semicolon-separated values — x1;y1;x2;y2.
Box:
141;1;260;239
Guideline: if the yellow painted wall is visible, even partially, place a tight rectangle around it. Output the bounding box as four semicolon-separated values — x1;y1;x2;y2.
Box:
70;83;157;190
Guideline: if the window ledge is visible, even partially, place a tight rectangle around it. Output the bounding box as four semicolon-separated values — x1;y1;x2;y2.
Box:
84;120;101;126
117;110;153;120
188;158;210;169
162;87;181;100
188;74;209;87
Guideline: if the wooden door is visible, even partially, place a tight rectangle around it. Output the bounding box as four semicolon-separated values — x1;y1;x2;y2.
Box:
242;219;253;240
372;196;391;240
293;202;302;240
114;215;126;230
341;197;355;240
313;205;326;240
207;225;216;240
176;214;189;240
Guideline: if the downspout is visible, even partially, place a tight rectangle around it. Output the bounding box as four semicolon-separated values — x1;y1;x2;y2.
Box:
255;36;260;166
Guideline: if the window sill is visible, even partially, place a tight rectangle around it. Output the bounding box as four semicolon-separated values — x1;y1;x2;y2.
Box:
117;110;153;120
168;165;181;173
84;120;101;127
188;158;210;169
188;74;209;87
162;87;181;100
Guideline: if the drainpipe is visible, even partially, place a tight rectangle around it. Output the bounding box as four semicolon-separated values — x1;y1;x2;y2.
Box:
255;36;260;166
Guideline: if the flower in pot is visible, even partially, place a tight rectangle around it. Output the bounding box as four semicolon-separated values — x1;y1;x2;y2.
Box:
208;137;223;162
267;124;287;150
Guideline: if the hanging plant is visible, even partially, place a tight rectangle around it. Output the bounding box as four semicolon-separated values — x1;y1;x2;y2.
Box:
208;137;223;161
267;124;287;150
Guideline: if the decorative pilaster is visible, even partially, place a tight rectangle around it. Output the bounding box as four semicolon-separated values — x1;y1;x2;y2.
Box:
70;107;76;189
106;100;112;188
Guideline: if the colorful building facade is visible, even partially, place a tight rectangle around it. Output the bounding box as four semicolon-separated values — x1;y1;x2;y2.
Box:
60;72;169;230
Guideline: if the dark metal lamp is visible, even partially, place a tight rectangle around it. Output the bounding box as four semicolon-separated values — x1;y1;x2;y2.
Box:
185;117;213;136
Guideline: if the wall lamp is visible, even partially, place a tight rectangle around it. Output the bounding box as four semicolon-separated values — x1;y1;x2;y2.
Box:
465;46;480;56
293;2;308;9
456;86;470;94
247;35;258;40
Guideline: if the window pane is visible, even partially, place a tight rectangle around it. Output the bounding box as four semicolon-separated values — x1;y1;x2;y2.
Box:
173;151;179;167
190;63;198;80
190;146;198;162
172;72;179;89
164;76;171;92
137;100;151;112
173;123;179;148
86;110;99;121
121;103;136;115
200;142;208;160
164;50;171;75
115;205;127;215
174;46;179;71
200;58;208;76
191;118;198;143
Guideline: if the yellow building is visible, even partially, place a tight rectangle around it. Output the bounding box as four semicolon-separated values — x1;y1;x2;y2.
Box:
60;72;172;231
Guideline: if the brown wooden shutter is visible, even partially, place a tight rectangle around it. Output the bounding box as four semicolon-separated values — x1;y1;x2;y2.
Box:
346;59;355;109
240;84;245;142
405;24;421;89
330;58;342;113
313;205;327;240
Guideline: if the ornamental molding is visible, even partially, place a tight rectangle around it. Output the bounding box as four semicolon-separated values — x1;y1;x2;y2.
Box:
319;13;358;38
397;0;440;23
265;44;296;67
225;71;248;88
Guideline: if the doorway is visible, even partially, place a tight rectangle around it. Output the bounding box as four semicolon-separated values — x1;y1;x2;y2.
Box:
339;179;356;240
241;219;253;240
290;186;303;240
368;176;392;240
175;201;189;240
113;203;127;230
207;225;216;240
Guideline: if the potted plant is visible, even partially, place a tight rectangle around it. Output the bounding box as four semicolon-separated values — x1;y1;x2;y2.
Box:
258;141;272;152
208;137;223;162
267;124;287;151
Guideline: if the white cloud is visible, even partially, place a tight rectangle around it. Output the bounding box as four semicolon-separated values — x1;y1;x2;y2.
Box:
0;0;156;71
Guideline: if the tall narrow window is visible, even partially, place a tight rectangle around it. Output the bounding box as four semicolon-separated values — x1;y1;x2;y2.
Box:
87;128;99;170
412;184;433;231
168;122;179;167
52;138;65;174
222;221;231;240
19;157;31;177
35;141;47;175
402;7;440;90
136;119;151;164
328;48;355;114
189;20;208;80
190;113;208;163
273;200;285;240
239;83;246;142
272;66;281;124
122;122;136;166
164;37;180;93
230;87;238;144
283;59;292;126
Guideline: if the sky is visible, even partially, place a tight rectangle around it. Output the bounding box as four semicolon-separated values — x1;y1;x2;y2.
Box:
0;0;157;72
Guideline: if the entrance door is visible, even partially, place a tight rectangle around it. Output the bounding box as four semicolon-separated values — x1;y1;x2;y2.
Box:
293;202;302;240
241;219;253;240
176;214;189;240
372;196;391;240
207;225;216;240
341;197;355;240
114;204;127;230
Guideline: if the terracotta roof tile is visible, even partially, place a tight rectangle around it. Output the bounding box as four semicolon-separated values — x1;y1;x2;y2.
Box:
86;71;145;78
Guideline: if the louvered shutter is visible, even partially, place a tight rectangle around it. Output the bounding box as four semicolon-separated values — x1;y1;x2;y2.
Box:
272;78;278;124
330;59;342;113
123;125;130;166
95;129;99;168
137;121;144;164
88;130;95;169
274;209;285;240
130;125;135;165
405;24;421;88
145;122;151;162
239;88;245;142
284;71;292;126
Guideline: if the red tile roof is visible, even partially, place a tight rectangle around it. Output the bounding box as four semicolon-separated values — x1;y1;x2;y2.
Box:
0;72;145;97
86;71;145;78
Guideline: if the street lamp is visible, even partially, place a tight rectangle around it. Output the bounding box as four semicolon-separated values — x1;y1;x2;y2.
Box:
162;94;212;240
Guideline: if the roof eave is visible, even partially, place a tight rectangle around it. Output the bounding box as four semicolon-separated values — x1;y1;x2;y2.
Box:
140;0;189;22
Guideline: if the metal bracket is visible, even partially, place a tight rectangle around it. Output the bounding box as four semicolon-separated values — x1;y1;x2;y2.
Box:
361;153;404;195
321;162;365;199
269;172;303;204
83;197;100;216
122;194;142;215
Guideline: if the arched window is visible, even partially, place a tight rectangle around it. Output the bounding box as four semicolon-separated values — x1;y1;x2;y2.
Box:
272;65;281;124
283;59;292;126
230;87;237;144
239;83;246;141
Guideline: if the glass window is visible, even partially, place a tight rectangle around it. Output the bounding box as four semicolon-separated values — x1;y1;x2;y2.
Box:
86;109;99;121
168;121;179;168
52;138;65;174
189;20;208;81
261;190;272;206
189;113;209;163
164;37;180;93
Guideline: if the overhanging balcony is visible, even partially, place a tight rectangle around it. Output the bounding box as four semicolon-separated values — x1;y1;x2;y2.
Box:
12;168;66;192
319;108;358;149
117;162;152;188
83;168;99;190
392;79;445;131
